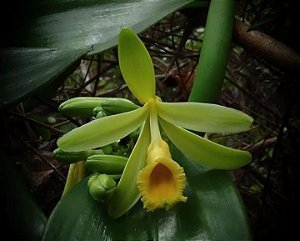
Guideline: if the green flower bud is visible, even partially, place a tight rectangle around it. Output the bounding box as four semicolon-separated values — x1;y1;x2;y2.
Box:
92;106;103;116
47;116;57;124
87;174;117;201
86;154;127;175
101;98;139;115
95;109;107;119
92;106;109;119
53;148;103;164
58;97;115;118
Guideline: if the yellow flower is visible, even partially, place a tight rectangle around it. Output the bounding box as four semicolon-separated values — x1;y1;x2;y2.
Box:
57;28;253;218
137;139;187;211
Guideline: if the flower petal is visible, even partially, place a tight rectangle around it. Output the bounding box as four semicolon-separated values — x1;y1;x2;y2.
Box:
137;156;187;212
157;102;253;133
159;118;252;170
137;139;187;211
118;28;155;103
108;118;151;219
57;105;148;152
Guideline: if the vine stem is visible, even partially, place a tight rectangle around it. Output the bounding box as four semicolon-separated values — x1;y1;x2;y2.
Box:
189;0;236;103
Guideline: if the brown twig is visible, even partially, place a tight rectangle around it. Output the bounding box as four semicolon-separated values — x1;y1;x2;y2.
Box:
233;20;300;76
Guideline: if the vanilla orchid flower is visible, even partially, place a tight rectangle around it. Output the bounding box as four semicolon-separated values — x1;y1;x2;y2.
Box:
57;28;253;219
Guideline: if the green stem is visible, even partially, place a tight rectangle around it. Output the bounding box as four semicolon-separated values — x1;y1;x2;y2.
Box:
188;0;236;103
62;164;76;197
62;161;85;197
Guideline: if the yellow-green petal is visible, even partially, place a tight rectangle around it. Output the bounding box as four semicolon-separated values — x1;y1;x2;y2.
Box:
57;105;149;152
159;118;252;170
157;102;253;133
108;118;151;219
118;28;155;103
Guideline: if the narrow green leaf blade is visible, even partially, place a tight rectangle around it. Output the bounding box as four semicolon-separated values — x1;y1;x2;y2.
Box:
160;118;251;169
157;101;253;133
108;118;150;219
57;106;148;151
118;28;155;103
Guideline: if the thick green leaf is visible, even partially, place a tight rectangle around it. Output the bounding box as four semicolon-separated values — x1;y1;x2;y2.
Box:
15;0;194;55
1;0;194;109
42;147;251;241
0;48;87;109
0;150;47;241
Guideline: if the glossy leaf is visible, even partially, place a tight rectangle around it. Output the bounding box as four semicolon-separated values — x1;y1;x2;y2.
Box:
42;148;251;241
15;0;193;55
118;28;155;103
0;48;87;109
108;119;150;218
157;101;253;133
58;105;149;151
160;118;252;169
1;0;194;109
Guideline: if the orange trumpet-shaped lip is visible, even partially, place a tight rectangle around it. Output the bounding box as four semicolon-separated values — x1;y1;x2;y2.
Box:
137;140;187;211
